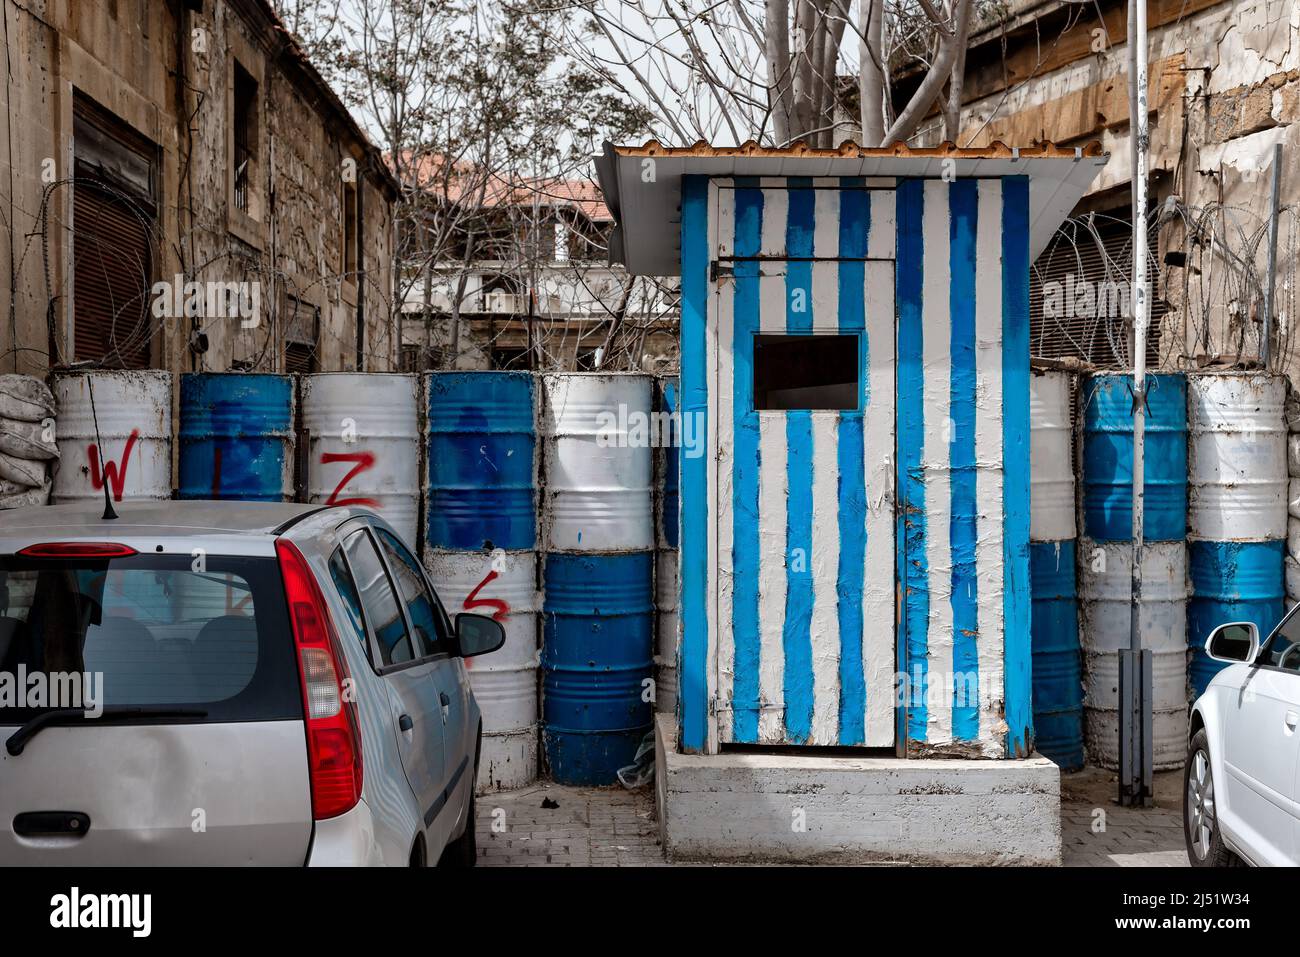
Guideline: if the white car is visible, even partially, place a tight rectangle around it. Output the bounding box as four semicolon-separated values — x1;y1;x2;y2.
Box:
0;501;503;866
1185;611;1300;866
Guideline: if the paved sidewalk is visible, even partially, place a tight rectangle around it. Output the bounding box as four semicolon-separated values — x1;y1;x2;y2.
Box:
1059;766;1187;867
475;765;1188;867
476;782;666;866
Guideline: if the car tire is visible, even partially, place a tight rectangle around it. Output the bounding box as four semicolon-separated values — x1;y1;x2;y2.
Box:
1184;729;1235;867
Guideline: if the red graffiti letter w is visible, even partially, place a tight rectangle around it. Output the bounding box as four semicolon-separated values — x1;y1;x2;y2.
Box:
89;429;139;502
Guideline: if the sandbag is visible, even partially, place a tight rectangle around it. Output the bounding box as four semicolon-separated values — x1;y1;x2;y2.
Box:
1290;516;1300;562
0;418;58;460
0;450;47;487
0;480;50;509
0;374;55;422
1288;388;1300;433
1291;434;1300;477
1291;478;1300;521
1288;556;1300;604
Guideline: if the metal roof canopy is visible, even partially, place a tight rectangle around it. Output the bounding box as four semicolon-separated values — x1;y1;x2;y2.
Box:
594;140;1109;276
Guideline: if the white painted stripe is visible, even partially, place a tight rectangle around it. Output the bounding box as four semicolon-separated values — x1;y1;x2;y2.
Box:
813;187;840;259
713;184;735;743
863;258;897;747
922;180;954;746
758;180;787;258
974;179;1006;756
868;190;896;261
810;412;841;743
757;413;788;743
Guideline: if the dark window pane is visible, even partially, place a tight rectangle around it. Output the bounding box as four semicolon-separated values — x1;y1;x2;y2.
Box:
1262;613;1300;671
343;529;413;666
375;528;448;658
754;334;859;410
0;554;298;721
328;547;368;655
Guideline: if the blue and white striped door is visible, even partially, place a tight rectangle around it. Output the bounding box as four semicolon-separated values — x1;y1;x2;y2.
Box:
712;178;897;747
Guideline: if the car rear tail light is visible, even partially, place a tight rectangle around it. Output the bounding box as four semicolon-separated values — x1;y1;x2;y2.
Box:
276;539;363;820
17;542;138;558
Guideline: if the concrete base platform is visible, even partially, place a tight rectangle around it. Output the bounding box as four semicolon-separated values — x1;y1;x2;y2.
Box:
655;716;1061;865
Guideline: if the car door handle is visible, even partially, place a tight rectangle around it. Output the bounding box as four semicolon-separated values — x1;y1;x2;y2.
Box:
398;713;413;732
439;692;450;707
1286;711;1298;732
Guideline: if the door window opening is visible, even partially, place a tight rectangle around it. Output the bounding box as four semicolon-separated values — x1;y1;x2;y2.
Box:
754;334;859;410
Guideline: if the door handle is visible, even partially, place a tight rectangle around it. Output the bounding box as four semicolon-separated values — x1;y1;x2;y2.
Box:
1285;711;1298;732
439;691;450;723
398;713;413;732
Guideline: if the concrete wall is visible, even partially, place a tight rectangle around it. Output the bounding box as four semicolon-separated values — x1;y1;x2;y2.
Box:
0;0;396;379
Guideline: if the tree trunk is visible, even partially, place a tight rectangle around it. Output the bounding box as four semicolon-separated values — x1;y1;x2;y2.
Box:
858;0;885;146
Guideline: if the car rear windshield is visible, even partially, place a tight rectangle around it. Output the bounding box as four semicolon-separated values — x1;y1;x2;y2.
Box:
0;553;301;723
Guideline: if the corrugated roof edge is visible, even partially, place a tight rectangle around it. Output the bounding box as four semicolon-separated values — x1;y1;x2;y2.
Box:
608;137;1106;160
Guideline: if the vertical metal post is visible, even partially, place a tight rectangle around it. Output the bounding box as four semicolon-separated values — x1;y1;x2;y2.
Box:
1121;0;1154;807
1262;142;1283;369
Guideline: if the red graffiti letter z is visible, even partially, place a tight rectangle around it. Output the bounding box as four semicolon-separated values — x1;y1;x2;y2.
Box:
89;429;139;502
321;451;379;507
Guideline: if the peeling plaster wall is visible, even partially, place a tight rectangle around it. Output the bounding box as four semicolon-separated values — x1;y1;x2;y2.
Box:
0;0;396;379
957;0;1300;380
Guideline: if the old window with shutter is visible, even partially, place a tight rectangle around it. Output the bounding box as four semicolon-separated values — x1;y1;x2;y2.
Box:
71;96;158;368
285;295;319;374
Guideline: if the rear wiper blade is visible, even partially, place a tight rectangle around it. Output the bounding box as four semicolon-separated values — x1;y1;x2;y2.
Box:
5;706;208;756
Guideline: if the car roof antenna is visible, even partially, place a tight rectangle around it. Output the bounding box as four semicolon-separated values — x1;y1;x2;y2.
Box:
86;375;118;521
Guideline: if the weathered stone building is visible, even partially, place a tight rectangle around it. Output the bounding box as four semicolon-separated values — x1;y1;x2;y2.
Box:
0;0;398;379
399;172;678;374
898;0;1299;378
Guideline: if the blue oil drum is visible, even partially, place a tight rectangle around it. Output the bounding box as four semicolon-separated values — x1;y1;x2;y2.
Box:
542;551;654;785
178;373;294;501
1030;540;1084;771
426;372;536;551
659;378;679;549
1081;373;1187;541
1188;539;1284;697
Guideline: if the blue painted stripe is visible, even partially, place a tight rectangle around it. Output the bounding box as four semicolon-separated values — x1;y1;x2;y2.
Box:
948;181;980;741
783;177;816;742
678;175;709;752
836;180;868;744
896;179;928;744
1002;176;1033;756
731;185;764;743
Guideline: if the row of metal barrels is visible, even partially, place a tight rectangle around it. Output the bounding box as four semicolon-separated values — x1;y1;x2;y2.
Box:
1030;370;1288;772
45;369;681;791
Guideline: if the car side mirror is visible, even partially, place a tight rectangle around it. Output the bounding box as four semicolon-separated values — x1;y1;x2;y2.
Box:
1205;621;1259;664
455;613;505;658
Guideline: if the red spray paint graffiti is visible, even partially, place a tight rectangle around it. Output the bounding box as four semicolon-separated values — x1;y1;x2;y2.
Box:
463;569;510;622
321;451;379;508
88;430;140;502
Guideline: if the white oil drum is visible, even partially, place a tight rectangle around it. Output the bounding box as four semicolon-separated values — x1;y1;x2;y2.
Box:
1188;373;1287;541
1030;370;1075;541
655;549;679;714
425;548;539;792
302;373;420;547
52;371;172;503
541;374;653;551
1079;538;1188;770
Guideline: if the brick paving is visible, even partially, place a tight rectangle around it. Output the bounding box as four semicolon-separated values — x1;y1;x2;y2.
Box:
475;765;1189;867
1060;766;1188;867
475;783;667;867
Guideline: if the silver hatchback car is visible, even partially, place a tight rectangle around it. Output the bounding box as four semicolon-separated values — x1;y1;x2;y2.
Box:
0;501;503;866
